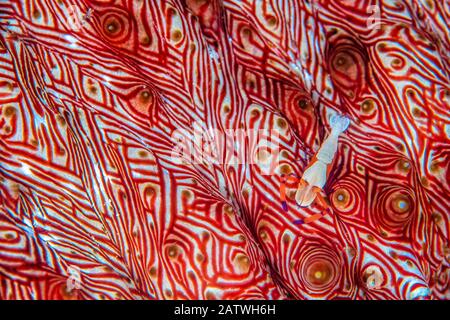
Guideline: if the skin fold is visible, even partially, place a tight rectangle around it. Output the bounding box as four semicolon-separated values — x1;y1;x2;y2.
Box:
0;0;449;300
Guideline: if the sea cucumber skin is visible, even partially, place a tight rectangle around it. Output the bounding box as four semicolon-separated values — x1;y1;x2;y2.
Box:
0;0;449;300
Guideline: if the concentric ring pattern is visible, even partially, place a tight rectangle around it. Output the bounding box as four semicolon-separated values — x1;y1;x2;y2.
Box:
0;0;449;300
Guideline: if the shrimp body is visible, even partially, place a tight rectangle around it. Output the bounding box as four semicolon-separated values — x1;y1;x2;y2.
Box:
294;114;350;224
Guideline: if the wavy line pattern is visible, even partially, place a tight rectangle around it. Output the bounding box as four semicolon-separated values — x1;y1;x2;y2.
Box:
0;0;449;300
